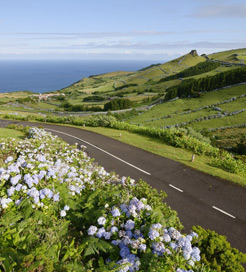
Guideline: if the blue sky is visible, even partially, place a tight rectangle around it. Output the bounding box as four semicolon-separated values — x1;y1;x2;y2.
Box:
0;0;246;60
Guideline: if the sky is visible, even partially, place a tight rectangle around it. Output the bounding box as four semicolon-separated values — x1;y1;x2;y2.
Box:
0;0;246;61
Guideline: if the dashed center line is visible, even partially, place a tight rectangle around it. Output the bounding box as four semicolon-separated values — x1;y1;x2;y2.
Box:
212;206;236;219
45;128;151;176
169;184;183;192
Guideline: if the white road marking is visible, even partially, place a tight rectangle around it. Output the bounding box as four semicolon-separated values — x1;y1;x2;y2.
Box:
169;184;183;192
212;206;236;219
45;128;151;176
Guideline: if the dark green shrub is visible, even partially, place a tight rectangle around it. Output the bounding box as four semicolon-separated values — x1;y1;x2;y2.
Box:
83;95;105;102
192;226;246;272
104;99;132;111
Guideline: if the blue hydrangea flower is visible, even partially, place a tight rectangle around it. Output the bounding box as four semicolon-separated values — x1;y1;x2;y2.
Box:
88;226;97;235
111;207;121;217
10;174;21;186
5;156;14;163
96;227;106;238
124;220;135;230
139;244;147;251
111;226;118;234
104;232;111;240
148;228;159;240
120;245;130;258
97;216;106;225
53;193;60;202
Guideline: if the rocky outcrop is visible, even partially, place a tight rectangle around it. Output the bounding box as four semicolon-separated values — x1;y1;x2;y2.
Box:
190;50;198;57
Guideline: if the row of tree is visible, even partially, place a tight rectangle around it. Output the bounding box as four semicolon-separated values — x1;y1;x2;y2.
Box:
104;98;132;111
164;67;246;100
61;98;132;112
82;95;105;102
159;61;220;83
61;101;102;112
114;83;138;91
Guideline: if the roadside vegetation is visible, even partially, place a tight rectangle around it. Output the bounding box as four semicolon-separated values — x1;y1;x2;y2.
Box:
0;128;25;140
0;126;245;271
1;48;246;186
1;114;246;186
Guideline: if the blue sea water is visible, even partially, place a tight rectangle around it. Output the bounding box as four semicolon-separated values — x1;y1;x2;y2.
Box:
0;60;160;93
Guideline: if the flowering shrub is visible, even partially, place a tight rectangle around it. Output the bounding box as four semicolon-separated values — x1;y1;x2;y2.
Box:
2;113;246;176
86;196;201;271
0;127;234;271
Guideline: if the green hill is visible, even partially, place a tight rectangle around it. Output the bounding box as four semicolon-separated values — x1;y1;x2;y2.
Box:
207;48;246;64
1;48;246;181
1;49;246;152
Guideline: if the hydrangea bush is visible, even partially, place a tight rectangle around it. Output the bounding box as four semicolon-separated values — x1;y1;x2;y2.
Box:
0;127;216;271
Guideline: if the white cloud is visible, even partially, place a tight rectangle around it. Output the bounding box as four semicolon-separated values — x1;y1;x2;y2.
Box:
193;3;246;18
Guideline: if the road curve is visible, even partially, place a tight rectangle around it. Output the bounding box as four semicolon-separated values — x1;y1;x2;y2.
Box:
1;119;246;254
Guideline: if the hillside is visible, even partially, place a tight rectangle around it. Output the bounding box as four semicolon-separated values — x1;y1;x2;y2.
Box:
208;48;246;65
0;48;246;154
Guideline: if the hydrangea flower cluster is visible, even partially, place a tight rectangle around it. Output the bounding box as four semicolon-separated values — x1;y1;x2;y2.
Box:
87;197;200;272
0;127;116;215
0;127;203;271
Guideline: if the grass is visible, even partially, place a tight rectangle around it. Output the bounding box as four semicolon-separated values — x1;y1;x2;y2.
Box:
58;51;206;108
128;84;246;129
80;126;246;186
0;128;25;139
208;48;246;63
0;113;245;186
191;111;246;130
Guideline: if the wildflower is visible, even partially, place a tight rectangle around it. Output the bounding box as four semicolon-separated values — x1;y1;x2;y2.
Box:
111;207;121;217
15;183;22;191
111;240;121;246
15;199;22;206
88;226;97;236
124;220;135;230
7;186;15;197
53;193;60;202
188;260;194;267
10;174;21;186
163;234;171;242
169;227;181;240
104;232;111;240
120;245;130;258
97;216;106;225
139;243;146;251
96;227;106;238
111;226;118;234
148;228;159;240
131;240;140;249
5;156;14;163
60;210;66;217
0;198;12;209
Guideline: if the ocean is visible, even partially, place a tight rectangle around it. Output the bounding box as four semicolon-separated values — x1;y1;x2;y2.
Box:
0;60;160;93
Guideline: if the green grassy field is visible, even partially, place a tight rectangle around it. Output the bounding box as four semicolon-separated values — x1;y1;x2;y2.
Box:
128;84;246;130
2;49;244;114
0;128;25;139
208;48;246;64
1;48;246;166
58;51;206;107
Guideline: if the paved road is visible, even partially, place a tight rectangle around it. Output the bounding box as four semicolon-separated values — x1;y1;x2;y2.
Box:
1;119;246;254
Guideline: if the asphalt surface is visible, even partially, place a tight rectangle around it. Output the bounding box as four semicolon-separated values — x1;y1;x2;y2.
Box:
1;119;246;254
